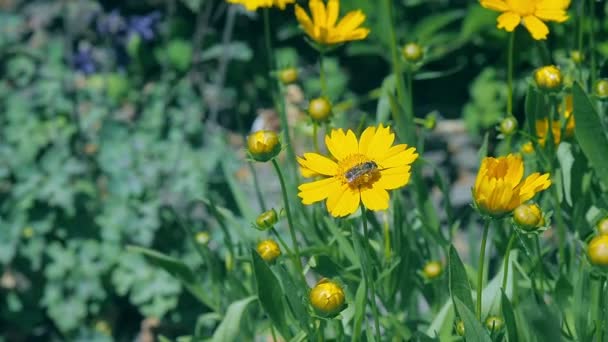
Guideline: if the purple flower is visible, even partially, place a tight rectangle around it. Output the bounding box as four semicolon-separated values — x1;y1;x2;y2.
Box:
96;9;126;36
72;45;96;75
127;11;161;41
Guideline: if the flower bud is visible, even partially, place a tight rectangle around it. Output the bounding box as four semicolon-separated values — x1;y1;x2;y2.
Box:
513;203;543;231
247;130;281;162
22;226;34;239
195;231;210;245
308;97;332;122
499;117;518;136
594;79;608;100
570;50;583;64
455;320;465;336
597;217;608;236
485;316;504;332
424;113;437;130
257;239;281;263
255;209;278;230
279;68;298;85
309;278;346;316
402;42;424;63
521;141;534;154
588;235;608;267
534;65;562;91
422;261;442;279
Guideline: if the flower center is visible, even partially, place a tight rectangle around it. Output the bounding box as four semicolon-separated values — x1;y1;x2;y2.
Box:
337;154;380;188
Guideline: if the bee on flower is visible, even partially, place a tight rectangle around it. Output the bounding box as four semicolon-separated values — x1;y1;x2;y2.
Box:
298;124;418;217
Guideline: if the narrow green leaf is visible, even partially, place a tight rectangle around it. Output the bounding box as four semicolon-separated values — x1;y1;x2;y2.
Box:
524;84;540;139
211;296;256;342
572;82;608;189
448;245;474;313
500;291;518;342
324;218;359;267
127;245;218;312
454;297;492;342
251;250;292;339
352;280;367;342
557;143;574;206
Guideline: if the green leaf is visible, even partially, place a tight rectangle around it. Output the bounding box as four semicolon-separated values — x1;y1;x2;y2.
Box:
572;82;608;189
324;218;359;267
501;291;518;342
352;280;367;342
251;250;292;339
211;296;256;342
448;245;474;313
524;84;541;139
557;143;574;206
454;297;492;342
127;245;218;312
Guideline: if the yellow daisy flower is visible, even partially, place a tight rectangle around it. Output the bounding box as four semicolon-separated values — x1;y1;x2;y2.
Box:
295;0;370;46
473;154;551;217
298;125;418;217
479;0;570;40
226;0;294;11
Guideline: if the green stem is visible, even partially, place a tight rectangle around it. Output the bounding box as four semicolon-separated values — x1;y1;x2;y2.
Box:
383;213;391;261
477;220;491;321
362;206;382;342
589;0;597;86
501;230;516;291
535;235;545;292
271;158;303;275
319;51;328;98
507;31;515;116
271;227;294;256
313;121;320;153
598;276;606;342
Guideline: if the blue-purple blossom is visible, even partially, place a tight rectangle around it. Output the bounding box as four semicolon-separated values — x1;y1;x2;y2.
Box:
96;9;126;36
127;11;161;41
72;46;96;75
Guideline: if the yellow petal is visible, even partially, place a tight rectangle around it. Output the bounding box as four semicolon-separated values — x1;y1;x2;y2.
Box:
335;10;366;33
327;184;360;217
297;153;338;176
325;129;357;160
378;146;418;169
518;172;551;202
504;154;524;187
295;4;316;38
376;165;412;190
298;177;340;204
496;11;521;32
310;0;327;27
358;126;376;155
341;28;370;42
366;124;395;158
480;0;509;11
326;0;339;28
300;165;320;178
534;9;568;22
360;185;389;211
523;15;549;40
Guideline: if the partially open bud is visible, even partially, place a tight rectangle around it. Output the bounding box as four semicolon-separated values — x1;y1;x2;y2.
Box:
279;68;299;85
513;203;544;231
570;50;583;64
247;130;281;162
597;217;608;236
309;278;346;316
308;97;332;122
588;235;608;267
255;209;278;230
499;117;518;136
485;316;504;332
521;141;534;154
256;239;281;263
594;79;608;100
534;65;562;91
402;42;424;63
422;261;442;280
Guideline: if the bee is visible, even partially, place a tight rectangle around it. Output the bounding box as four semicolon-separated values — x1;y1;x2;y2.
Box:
345;161;379;185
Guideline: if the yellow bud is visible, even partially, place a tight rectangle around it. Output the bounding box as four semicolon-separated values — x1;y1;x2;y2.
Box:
499;117;518;136
22;226;34;239
247;130;281;162
485;316;504;332
521;141;534;154
513;203;543;231
255;209;278;230
195;231;210;245
455;320;465;336
257;239;281;263
534;65;562;91
423;261;442;279
309;278;345;316
402;42;424;63
279;68;299;85
308;97;332;122
570;50;583;64
594;79;608;100
588;235;608;266
597;217;608;236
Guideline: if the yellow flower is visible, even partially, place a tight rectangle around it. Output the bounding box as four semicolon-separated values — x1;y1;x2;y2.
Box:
534;65;562;90
298;125;418;217
309;278;345;316
247;130;281;162
295;0;370;46
226;0;294;11
473;154;551;217
535;94;575;146
479;0;570;40
257;239;281;262
588;235;608;266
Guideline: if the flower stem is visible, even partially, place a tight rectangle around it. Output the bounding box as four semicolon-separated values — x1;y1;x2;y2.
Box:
507;31;515;116
597;276;606;342
383;212;391;261
271;158;303;276
477;219;491;321
313;121;320;153
535;235;545;292
589;0;597;86
501;230;516;291
319;51;328;98
361;205;382;341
